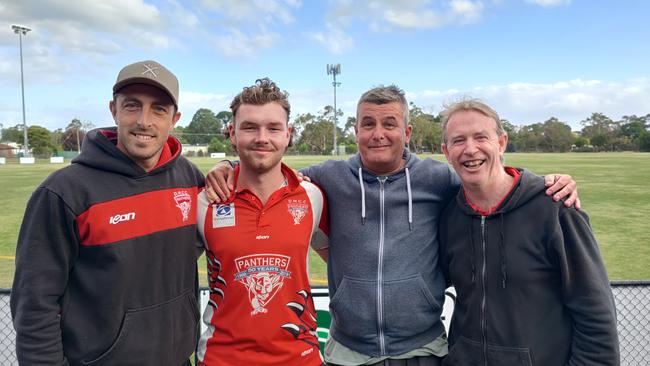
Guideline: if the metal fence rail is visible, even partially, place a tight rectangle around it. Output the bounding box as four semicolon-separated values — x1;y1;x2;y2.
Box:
1;281;648;365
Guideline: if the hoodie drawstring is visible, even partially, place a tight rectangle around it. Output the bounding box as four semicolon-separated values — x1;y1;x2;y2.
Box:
358;167;366;225
499;214;507;288
357;166;412;229
405;167;413;230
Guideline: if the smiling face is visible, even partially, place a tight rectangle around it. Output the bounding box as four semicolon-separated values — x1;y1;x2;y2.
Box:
229;102;291;175
355;101;412;175
442;109;508;190
110;83;180;171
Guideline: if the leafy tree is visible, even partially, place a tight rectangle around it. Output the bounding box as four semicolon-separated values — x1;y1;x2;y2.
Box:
300;120;335;154
539;117;574;152
51;128;63;154
61;118;94;151
619;114;649;150
1;124;25;143
409;103;440;153
580;112;621;151
344;116;357;136
517;123;544;152
590;134;610;150
501;119;519;152
295;106;343;155
639;130;650;152
216;111;232;127
28;125;54;157
292;113;317;139
184;108;223;144
573;136;589;149
208;136;233;154
172;125;189;144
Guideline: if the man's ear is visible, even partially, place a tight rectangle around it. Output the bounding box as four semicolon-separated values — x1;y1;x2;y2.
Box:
442;143;450;162
228;123;236;145
171;111;181;128
499;132;508;154
109;100;117;123
404;124;413;144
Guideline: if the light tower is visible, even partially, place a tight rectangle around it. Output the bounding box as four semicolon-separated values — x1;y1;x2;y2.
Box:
326;63;341;155
12;25;31;156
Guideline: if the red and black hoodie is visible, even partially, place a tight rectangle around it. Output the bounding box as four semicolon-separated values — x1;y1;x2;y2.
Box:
11;127;205;366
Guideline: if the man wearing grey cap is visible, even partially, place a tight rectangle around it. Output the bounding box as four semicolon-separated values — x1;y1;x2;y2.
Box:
11;60;204;366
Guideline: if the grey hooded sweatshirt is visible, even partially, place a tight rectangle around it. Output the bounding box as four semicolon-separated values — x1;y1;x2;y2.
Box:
301;149;459;357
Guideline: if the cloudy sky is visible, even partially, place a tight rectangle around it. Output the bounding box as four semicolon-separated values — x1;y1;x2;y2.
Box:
0;0;648;132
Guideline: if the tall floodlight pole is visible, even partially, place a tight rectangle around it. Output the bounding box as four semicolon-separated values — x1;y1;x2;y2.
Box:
326;63;341;155
12;25;31;157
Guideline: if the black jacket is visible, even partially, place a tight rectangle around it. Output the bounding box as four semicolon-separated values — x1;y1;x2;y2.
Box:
440;169;619;366
11;128;205;366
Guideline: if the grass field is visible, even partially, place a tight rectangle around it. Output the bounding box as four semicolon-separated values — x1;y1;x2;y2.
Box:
0;152;648;289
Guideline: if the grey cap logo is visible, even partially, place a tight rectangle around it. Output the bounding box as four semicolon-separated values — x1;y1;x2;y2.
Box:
141;63;160;78
113;60;179;107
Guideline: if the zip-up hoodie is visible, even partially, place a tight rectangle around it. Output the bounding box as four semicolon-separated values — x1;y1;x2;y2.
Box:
301;149;459;356
11;127;205;366
440;169;620;366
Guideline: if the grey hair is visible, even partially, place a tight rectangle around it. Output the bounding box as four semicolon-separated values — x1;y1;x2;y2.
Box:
357;85;409;125
440;98;504;144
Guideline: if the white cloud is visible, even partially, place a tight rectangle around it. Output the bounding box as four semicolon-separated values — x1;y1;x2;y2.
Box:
310;23;354;54
407;78;650;129
450;0;485;24
326;0;485;31
213;29;281;58
312;0;485;51
200;0;301;58
201;0;299;25
0;0;169;48
525;0;571;7
0;1;196;83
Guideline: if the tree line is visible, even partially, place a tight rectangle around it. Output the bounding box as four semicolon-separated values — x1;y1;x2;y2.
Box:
2;104;649;158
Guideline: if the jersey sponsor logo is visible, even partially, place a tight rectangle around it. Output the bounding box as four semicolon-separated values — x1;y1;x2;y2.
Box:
109;212;135;225
173;190;192;222
287;199;308;225
234;254;291;316
212;203;235;228
256;235;270;240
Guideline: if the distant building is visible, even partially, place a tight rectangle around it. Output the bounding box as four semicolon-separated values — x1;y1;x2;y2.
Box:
181;144;209;157
0;142;20;158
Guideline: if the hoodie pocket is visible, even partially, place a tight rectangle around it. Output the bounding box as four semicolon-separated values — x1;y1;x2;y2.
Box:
444;335;533;366
329;276;377;343
383;275;441;338
82;290;199;366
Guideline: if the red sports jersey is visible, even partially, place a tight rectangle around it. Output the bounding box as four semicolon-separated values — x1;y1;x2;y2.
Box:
196;164;329;366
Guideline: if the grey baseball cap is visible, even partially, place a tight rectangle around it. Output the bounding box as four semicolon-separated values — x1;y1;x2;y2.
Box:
113;60;179;107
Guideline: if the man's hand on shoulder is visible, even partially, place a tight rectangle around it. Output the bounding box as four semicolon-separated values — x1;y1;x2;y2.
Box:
544;174;581;209
205;161;235;203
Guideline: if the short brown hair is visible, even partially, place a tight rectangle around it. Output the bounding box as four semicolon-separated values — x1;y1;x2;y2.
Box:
227;78;294;146
230;78;290;123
